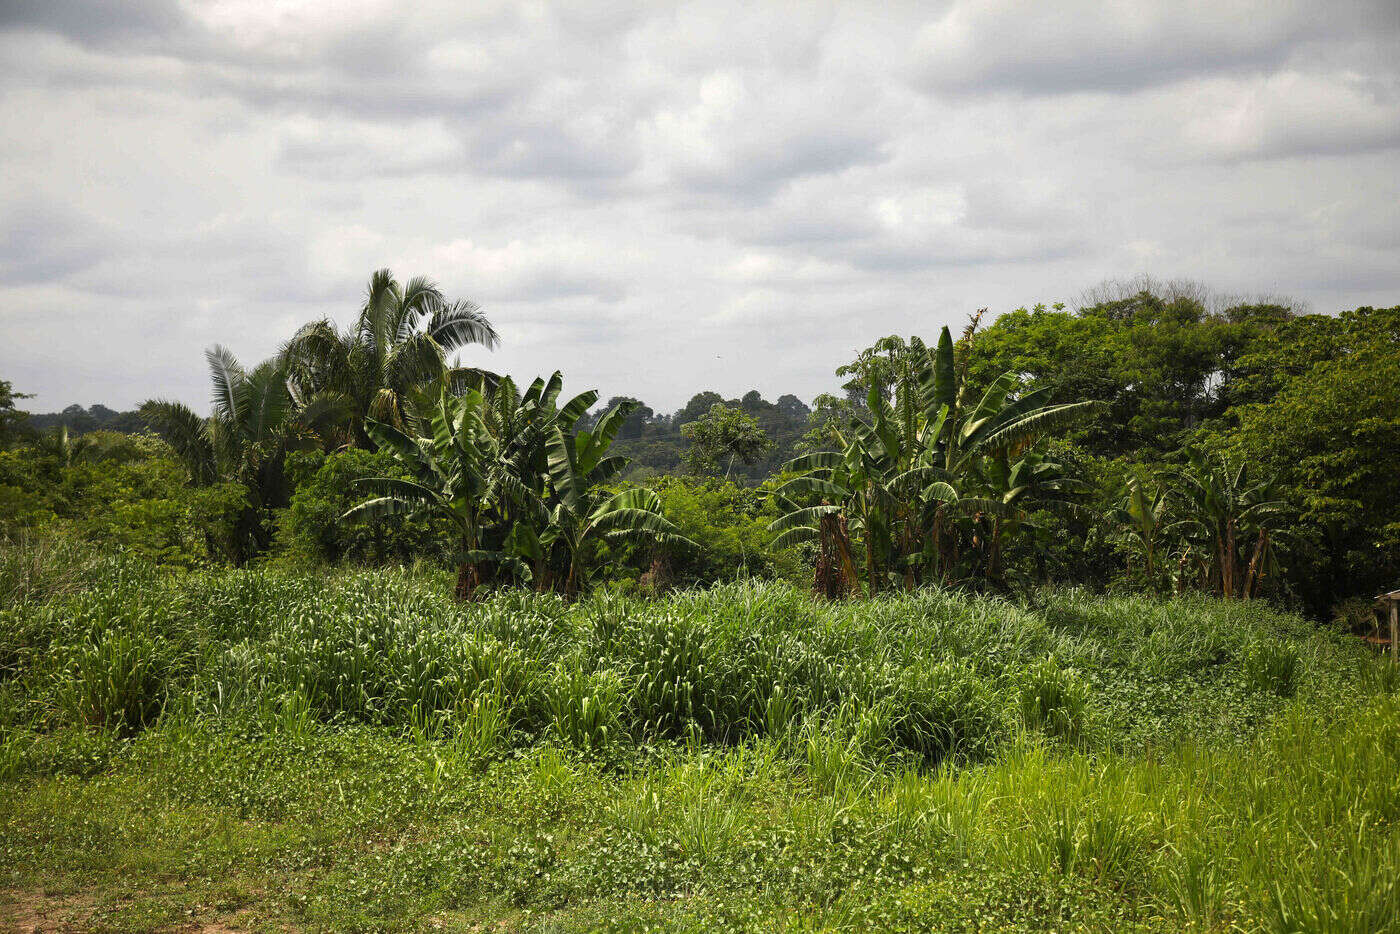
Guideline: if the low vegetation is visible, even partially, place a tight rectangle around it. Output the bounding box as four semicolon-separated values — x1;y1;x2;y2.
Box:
2;276;1398;930
2;547;1397;931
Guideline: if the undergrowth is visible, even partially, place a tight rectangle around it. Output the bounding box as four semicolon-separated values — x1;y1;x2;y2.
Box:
1;546;1395;932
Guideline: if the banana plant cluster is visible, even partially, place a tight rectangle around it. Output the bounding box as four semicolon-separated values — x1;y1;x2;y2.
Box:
1166;448;1286;598
770;326;1100;596
346;373;692;600
1108;451;1286;598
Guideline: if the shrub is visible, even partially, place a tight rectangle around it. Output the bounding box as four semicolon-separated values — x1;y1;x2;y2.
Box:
60;626;179;733
272;448;453;568
1242;640;1300;697
1019;656;1092;743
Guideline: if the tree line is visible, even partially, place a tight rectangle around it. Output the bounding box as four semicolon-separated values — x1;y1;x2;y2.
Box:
2;272;1396;620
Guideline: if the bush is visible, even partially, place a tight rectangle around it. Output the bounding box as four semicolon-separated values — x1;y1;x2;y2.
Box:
1242;639;1300;696
1019;656;1092;743
637;477;804;587
272;448;453;567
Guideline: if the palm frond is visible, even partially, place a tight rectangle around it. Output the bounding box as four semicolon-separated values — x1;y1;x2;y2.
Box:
429;299;498;352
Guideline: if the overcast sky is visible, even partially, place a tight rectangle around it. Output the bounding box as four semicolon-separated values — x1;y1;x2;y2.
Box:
2;1;1398;414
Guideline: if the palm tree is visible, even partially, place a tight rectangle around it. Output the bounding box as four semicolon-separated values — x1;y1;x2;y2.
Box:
282;269;497;446
141;346;315;561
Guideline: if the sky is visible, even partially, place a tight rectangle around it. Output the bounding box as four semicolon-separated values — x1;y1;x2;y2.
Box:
1;1;1398;415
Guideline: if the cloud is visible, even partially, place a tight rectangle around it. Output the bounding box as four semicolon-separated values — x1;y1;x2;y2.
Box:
0;201;116;284
0;0;186;46
0;1;1398;413
1179;71;1400;160
909;0;1399;96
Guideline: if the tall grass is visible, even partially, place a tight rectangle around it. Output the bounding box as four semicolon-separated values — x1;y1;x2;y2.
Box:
1;544;1395;931
1;549;1367;762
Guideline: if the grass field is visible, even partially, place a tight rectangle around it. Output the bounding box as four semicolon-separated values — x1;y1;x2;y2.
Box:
2;547;1398;932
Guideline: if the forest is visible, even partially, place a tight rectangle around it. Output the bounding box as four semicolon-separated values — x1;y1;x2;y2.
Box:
2;273;1399;932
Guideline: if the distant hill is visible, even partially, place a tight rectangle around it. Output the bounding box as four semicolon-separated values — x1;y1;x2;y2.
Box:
20;394;812;482
598;389;813;483
27;404;148;436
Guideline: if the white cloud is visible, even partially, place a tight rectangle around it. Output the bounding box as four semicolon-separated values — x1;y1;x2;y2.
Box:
0;0;1397;413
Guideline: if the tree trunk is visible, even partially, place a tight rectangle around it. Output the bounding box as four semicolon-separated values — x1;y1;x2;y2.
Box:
454;561;479;601
902;514;916;592
988;518;1003;584
815;512;843;599
865;521;878;596
1224;518;1237;598
838;514;862;597
564;558;579;600
1243;528;1268;599
814;509;861;600
640;545;671;592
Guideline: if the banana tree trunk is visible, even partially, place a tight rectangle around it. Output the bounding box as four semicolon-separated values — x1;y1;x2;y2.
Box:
564;557;579;600
454;561;479;601
1225;517;1239;598
988;518;1003;583
865;527;878;596
902;513;916;591
1243;528;1269;600
815;510;862;600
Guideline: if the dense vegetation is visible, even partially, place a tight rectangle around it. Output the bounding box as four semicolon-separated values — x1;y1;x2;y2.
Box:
5;276;1396;619
1;547;1396;930
2;274;1398;930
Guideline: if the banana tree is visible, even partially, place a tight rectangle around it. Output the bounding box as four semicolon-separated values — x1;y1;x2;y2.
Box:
1110;474;1170;586
1168;448;1286;599
771;323;1099;595
768;449;871;598
542;402;691;596
345;388;515;599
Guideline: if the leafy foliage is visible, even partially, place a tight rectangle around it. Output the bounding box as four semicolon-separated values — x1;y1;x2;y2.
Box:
281;268;497;446
679;403;773;478
772;324;1100;595
346;376;690;598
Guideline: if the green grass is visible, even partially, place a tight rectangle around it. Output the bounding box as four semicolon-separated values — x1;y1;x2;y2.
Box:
1;550;1396;931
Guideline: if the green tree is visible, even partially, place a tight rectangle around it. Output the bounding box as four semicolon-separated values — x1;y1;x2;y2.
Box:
1223;312;1400;612
281;268;497;446
346;388;510;599
680;404;773;478
140;346;317;561
640;477;802;586
0;379;32;449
